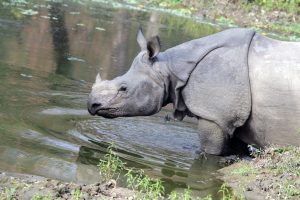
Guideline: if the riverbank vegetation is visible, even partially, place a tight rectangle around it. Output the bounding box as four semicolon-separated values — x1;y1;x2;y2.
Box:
1;145;299;199
96;144;225;200
0;144;238;200
147;0;300;14
219;145;300;199
1;0;299;38
117;0;300;40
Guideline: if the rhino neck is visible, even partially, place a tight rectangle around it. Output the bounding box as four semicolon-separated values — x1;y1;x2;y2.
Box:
154;52;173;107
156;51;191;120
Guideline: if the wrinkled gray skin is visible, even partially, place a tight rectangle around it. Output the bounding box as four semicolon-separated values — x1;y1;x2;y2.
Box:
88;28;300;155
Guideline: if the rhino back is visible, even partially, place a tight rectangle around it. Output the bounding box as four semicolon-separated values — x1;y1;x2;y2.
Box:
244;34;300;146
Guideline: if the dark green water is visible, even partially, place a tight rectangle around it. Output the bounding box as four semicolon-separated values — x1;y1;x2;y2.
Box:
0;0;225;197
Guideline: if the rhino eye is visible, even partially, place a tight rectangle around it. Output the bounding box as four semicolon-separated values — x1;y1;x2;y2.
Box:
119;86;127;92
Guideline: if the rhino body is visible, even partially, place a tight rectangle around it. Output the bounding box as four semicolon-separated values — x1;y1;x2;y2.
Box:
88;28;300;155
242;34;300;147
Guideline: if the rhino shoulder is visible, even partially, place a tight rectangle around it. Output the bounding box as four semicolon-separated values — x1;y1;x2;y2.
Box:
167;28;255;136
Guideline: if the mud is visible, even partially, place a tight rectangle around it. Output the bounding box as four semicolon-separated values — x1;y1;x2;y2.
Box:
219;146;300;200
0;172;134;200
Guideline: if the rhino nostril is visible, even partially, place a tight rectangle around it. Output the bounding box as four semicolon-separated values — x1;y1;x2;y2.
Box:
88;101;103;115
92;103;102;110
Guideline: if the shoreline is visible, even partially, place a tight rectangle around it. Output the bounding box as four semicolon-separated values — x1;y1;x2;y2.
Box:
1;145;299;199
96;0;300;41
0;171;134;199
218;146;300;199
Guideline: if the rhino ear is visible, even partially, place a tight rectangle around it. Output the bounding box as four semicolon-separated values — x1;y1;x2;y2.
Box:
137;28;147;51
147;36;160;59
137;28;161;60
95;73;102;84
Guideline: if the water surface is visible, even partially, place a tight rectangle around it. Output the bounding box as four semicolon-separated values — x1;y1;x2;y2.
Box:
0;0;224;197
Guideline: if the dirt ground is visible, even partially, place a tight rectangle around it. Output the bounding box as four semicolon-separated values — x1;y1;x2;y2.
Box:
0;172;134;200
191;0;300;36
219;146;300;200
137;0;300;39
1;146;300;200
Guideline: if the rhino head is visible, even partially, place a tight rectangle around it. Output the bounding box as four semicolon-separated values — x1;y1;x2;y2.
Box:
87;30;170;118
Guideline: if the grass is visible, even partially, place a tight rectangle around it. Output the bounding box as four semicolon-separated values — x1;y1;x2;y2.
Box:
97;144;165;200
153;0;183;6
281;182;300;197
31;194;52;200
266;146;300;176
125;169;165;200
97;144;125;182
215;16;236;26
218;184;244;200
0;187;16;200
167;188;208;200
231;164;257;176
71;188;84;200
220;145;300;199
253;0;300;13
119;0;300;38
97;144;239;200
149;0;300;14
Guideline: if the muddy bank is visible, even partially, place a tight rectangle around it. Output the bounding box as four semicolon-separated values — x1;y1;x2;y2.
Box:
2;145;299;200
0;172;134;199
186;0;300;39
114;0;300;40
219;146;300;200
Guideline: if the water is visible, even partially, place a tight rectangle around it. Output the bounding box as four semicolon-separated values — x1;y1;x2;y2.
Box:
0;0;224;197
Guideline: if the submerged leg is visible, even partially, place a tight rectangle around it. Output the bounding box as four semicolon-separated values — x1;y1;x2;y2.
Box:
197;119;228;155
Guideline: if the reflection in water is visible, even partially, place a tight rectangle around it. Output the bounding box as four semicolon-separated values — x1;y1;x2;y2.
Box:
49;2;71;76
0;0;224;198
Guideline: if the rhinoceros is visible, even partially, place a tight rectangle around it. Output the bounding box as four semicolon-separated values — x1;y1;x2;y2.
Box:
87;28;300;155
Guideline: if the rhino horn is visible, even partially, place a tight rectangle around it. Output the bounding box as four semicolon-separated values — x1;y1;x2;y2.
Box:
95;73;102;84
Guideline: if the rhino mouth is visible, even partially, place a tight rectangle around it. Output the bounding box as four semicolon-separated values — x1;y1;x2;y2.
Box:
95;108;119;118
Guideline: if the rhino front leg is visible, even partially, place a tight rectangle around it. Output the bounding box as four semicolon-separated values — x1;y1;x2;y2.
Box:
197;119;228;155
